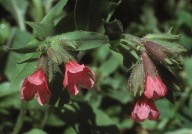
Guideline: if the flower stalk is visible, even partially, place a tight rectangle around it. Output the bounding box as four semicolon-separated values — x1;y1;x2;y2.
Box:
12;102;28;134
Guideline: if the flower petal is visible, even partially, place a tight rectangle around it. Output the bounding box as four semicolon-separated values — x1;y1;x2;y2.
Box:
130;96;159;122
66;72;79;95
67;83;79;95
78;68;94;89
36;83;51;106
20;79;37;101
148;100;160;120
63;60;95;95
144;74;167;99
27;69;45;85
66;60;85;73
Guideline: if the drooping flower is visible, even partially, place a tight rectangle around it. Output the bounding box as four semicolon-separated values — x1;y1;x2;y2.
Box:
142;52;167;99
20;69;51;106
131;96;160;122
63;60;95;95
144;74;167;99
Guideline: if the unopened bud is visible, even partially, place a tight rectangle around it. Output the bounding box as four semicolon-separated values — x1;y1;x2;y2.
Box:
144;41;173;64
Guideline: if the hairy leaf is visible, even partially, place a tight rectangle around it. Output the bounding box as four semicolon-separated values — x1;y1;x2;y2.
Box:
128;62;145;96
50;31;109;51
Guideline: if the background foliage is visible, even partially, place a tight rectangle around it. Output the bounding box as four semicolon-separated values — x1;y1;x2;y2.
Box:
0;0;192;134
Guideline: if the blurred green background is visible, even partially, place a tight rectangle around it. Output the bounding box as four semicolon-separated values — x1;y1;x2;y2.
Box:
0;0;192;134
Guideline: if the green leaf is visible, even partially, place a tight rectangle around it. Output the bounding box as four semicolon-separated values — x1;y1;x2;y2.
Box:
46;114;65;127
99;55;120;77
50;31;109;51
140;120;157;129
152;40;186;54
177;10;192;29
92;105;116;126
110;50;123;65
17;52;40;64
4;29;34;80
140;6;159;33
94;45;110;62
104;88;132;104
165;129;192;134
128;63;145;97
155;99;174;119
102;74;132;104
10;53;39;90
180;34;192;50
117;118;133;129
183;58;192;88
27;0;68;39
41;0;68;25
23;128;47;134
144;33;180;41
0;21;10;44
0;94;21;109
0;82;15;97
0;0;28;30
8;40;40;54
26;22;54;40
63;127;77;134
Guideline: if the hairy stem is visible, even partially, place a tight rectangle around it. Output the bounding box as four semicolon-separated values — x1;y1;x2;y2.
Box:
40;107;52;129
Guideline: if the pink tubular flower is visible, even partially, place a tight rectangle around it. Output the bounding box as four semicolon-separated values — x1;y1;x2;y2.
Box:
142;52;167;99
144;74;167;99
20;69;51;106
131;96;160;122
63;60;95;95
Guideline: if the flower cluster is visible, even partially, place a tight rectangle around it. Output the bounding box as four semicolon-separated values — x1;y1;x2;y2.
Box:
20;60;95;106
130;48;168;121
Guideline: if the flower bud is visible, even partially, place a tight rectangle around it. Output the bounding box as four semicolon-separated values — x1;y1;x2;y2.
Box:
144;41;173;64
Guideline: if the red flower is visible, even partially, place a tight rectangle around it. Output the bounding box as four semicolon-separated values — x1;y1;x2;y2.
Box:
144;74;167;99
63;60;95;95
131;96;160;122
142;52;167;99
20;69;51;106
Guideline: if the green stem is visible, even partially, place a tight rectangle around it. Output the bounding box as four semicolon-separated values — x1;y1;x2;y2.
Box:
74;0;78;30
11;0;26;31
39;107;52;129
12;102;28;134
120;42;141;56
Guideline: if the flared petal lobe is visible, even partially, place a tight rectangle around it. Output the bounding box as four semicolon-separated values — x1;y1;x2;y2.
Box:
20;69;51;106
63;60;95;95
131;96;160;122
144;74;167;99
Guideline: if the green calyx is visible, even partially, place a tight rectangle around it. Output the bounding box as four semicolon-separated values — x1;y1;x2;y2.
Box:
47;41;74;65
128;62;145;97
